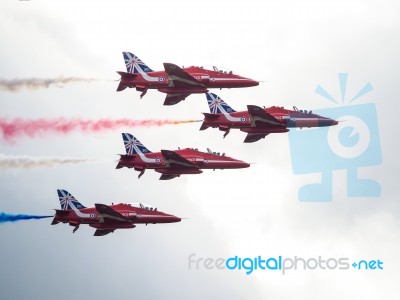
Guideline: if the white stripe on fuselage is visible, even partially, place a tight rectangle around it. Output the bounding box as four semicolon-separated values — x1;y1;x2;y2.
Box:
290;117;320;121
138;152;158;163
215;102;243;122
223;112;243;122
211;78;250;81
132;143;158;163
135;63;160;82
203;159;240;164
137;214;173;219
69;202;92;219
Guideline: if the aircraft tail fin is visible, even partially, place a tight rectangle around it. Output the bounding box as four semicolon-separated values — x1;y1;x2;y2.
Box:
206;93;236;114
123;52;153;74
122;133;152;155
57;189;86;211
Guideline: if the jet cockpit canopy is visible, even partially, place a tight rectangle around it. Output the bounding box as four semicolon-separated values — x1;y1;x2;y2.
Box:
207;148;225;156
200;65;233;74
128;202;158;211
293;106;313;114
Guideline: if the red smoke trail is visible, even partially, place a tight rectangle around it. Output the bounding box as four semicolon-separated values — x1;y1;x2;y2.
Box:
0;118;201;143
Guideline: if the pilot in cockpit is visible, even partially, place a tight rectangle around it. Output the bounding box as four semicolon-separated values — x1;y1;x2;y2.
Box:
129;203;158;211
207;148;221;156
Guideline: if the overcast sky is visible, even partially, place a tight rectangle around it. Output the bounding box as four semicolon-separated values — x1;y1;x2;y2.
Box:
1;0;399;299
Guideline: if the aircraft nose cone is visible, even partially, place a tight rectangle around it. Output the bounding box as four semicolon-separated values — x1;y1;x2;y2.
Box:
240;77;259;87
239;161;251;168
319;118;338;127
250;79;259;87
173;216;181;223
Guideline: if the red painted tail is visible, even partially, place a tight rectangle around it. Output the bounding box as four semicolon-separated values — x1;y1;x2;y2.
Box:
51;209;69;225
116;71;137;91
200;113;219;130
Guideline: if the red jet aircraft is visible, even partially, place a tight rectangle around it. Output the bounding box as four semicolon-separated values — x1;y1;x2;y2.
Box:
116;133;250;180
116;52;259;105
51;189;181;236
200;93;339;143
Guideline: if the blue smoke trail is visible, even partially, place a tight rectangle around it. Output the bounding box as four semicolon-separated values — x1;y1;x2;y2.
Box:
0;212;52;223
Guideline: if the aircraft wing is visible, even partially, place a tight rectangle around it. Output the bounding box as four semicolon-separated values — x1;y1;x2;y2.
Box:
161;150;199;169
247;105;282;127
243;133;270;143
95;203;130;223
163;63;204;88
159;174;181;180
164;93;191;106
94;229;115;236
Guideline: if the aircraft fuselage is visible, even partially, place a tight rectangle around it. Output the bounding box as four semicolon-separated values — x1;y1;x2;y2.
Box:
53;203;180;227
117;148;250;171
204;106;338;130
118;66;259;93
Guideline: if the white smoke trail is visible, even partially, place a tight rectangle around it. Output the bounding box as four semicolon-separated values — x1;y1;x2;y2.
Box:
0;77;96;92
0;154;97;169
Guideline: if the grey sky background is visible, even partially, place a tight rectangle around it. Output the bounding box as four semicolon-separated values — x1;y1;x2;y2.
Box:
1;0;399;299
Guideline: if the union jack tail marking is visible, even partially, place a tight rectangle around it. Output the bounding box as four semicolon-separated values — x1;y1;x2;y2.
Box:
123;52;153;74
206;93;236;114
122;133;152;155
57;189;86;210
